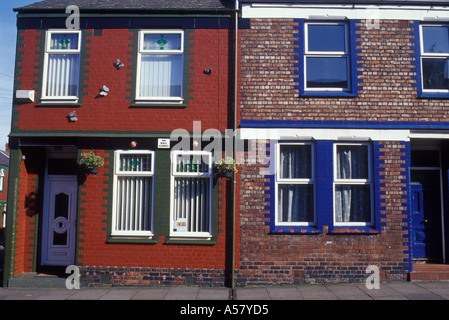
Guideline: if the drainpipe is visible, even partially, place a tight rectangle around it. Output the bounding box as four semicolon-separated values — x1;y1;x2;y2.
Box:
231;0;239;297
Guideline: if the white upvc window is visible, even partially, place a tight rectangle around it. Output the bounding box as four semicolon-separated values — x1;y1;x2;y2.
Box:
170;151;213;239
275;142;315;226
136;30;184;103
333;143;373;226
0;169;4;192
420;24;449;93
42;30;81;103
112;150;155;237
304;22;350;92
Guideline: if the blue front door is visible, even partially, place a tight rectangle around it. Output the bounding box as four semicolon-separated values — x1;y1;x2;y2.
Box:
411;171;443;262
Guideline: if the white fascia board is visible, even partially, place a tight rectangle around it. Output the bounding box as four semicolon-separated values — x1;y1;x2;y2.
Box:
241;3;449;20
238;128;411;141
409;131;449;139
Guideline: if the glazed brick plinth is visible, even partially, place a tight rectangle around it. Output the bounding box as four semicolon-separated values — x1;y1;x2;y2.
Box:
80;266;226;286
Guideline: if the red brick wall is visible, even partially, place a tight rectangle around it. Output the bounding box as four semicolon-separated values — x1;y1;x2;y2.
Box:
12;153;39;277
237;19;419;284
240;19;449;123
238;140;409;284
14;28;232;133
77;149;233;285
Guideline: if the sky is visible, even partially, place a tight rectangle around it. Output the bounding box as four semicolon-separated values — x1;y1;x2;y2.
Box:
0;0;38;150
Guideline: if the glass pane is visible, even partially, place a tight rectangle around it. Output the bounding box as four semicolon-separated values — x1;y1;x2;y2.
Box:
306;57;348;89
279;145;312;179
139;54;183;98
335;185;371;223
308;24;346;52
336;145;369;179
46;54;80;97
278;184;314;223
143;33;182;51
53;231;67;246
411;150;440;167
116;176;152;232
50;33;79;50
119;153;152;172
176;154;210;173
422;58;449;90
54;193;69;219
173;177;210;233
422;26;449;54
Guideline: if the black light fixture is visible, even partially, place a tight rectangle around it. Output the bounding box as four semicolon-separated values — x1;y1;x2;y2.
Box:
204;67;212;75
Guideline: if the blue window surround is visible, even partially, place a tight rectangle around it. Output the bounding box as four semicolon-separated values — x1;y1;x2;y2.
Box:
294;19;362;98
411;21;449;99
265;140;383;235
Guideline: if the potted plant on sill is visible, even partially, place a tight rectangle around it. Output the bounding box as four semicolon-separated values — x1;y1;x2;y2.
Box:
213;156;238;181
78;151;104;175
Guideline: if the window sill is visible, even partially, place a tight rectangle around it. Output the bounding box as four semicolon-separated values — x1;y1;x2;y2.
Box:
36;101;82;107
418;92;449;99
131;100;187;108
107;236;158;244
165;237;216;245
300;91;357;98
329;226;379;234
270;225;321;234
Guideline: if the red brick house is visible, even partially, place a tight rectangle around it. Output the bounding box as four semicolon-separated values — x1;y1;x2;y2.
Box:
4;0;240;287
237;0;449;284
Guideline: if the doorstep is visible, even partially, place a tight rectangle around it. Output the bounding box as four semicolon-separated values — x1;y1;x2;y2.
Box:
409;264;449;281
8;272;68;288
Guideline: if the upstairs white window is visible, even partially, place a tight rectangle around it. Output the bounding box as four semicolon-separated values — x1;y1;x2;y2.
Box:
42;30;81;103
420;24;449;93
112;151;155;237
304;22;350;92
137;30;184;103
170;151;212;239
334;143;373;226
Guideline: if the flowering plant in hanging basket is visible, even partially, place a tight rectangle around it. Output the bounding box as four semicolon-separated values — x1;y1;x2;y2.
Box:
77;151;104;174
213;157;238;180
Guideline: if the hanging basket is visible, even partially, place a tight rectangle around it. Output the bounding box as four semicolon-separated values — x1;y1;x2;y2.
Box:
77;151;104;176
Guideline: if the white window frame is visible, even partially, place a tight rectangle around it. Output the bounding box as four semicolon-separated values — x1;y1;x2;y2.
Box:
333;142;374;227
111;150;155;237
304;21;350;92
275;142;316;226
0;169;4;192
41;30;82;103
136;30;185;103
419;24;449;94
170;150;213;239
